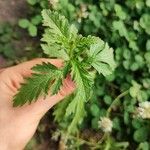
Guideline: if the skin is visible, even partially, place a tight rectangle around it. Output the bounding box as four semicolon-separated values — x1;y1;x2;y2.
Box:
0;58;75;150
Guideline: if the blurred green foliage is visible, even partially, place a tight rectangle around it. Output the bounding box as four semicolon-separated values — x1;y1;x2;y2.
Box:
18;0;150;149
18;0;49;37
0;23;16;59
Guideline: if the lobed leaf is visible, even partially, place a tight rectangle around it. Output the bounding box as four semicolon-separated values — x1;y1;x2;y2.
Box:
13;62;63;106
89;39;116;76
13;73;52;106
42;10;70;38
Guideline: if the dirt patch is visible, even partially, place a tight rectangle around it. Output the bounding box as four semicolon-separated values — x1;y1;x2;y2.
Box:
0;0;27;23
0;0;37;67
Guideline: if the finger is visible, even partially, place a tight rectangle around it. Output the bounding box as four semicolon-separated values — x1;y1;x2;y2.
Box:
11;58;63;77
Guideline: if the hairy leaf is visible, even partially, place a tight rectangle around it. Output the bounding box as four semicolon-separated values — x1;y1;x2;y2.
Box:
13;73;52;106
89;39;116;76
76;35;96;50
42;10;70;38
64;60;93;132
13;62;63;106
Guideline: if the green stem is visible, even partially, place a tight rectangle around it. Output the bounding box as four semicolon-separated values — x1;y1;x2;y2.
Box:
98;133;107;144
104;143;110;150
62;90;129;149
98;90;129;145
115;141;129;148
106;90;129;117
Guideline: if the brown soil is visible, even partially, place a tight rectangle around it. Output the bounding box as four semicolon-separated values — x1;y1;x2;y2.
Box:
0;0;27;23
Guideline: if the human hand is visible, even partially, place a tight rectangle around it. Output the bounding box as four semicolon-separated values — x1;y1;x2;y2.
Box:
0;58;75;150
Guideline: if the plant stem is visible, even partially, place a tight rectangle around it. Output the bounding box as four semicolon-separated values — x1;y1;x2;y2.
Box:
106;90;129;117
61;90;129;149
98;90;129;145
63;132;102;149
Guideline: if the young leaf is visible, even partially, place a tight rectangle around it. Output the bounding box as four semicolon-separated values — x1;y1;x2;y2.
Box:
71;60;94;100
42;10;70;38
64;60;94;133
67;97;86;133
76;35;96;50
89;39;116;76
41;10;71;59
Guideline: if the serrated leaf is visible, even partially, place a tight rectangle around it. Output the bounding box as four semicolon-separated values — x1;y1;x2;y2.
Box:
51;77;62;95
76;35;96;50
53;96;72;122
13;10;116;134
42;9;70;38
63;62;71;78
32;62;58;72
71;60;93;100
13;73;52;106
13;62;62;106
67;97;86;133
41;10;71;59
41;44;69;60
89;39;116;76
65;61;94;133
65;61;93;116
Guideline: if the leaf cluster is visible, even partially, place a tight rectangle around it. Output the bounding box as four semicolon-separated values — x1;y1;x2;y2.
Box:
14;9;115;134
16;0;150;148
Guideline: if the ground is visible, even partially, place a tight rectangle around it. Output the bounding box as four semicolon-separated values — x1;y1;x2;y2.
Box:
0;0;27;23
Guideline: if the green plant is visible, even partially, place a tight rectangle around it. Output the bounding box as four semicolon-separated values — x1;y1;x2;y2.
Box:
18;0;49;37
13;10;115;134
18;18;40;37
0;23;16;59
17;0;150;149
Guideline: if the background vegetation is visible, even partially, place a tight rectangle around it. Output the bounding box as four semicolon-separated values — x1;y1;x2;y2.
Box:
0;0;150;149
